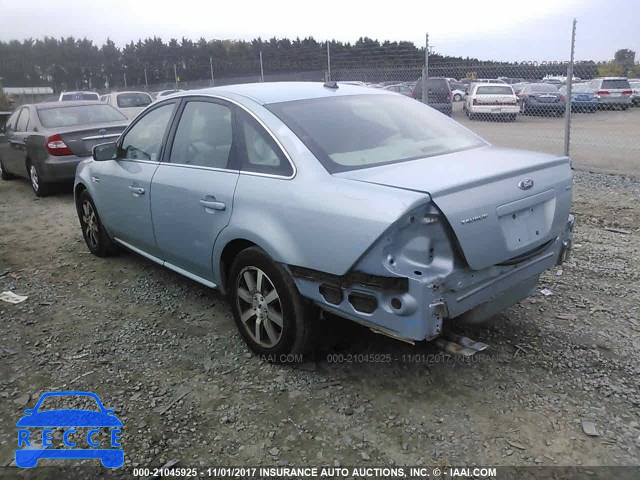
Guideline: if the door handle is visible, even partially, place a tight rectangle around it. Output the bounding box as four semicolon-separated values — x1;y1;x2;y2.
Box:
200;199;226;211
129;186;145;195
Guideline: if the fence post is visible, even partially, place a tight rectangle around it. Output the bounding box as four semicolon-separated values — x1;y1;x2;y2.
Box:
123;73;127;89
327;41;331;81
564;18;577;160
259;51;264;82
174;64;178;90
144;67;148;92
210;57;214;87
422;33;429;104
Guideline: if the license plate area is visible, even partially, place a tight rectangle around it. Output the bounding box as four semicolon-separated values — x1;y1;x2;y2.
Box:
497;192;556;251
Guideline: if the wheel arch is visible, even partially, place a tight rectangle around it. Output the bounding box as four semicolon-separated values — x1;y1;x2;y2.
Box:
219;238;258;294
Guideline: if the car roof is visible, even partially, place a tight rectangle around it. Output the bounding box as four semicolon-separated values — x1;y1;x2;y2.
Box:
36;100;105;109
474;83;513;88
175;82;393;105
60;91;98;94
114;91;152;95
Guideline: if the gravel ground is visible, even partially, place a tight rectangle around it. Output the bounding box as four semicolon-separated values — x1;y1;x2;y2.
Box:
0;170;639;475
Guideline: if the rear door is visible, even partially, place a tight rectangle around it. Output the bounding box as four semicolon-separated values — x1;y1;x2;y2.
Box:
92;101;178;256
150;98;240;283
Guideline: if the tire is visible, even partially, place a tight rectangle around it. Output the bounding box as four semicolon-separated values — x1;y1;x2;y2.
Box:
453;93;462;102
76;189;115;257
0;161;14;180
26;161;50;197
228;247;314;361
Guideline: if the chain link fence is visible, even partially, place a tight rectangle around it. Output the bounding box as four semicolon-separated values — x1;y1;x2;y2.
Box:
3;25;639;175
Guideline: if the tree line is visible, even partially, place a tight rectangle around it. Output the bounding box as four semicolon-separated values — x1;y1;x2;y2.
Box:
0;36;634;92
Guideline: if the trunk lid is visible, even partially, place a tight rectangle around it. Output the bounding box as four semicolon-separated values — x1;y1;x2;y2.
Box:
50;122;128;156
335;146;573;270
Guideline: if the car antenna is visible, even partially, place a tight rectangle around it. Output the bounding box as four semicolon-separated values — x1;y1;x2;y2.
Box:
323;81;339;89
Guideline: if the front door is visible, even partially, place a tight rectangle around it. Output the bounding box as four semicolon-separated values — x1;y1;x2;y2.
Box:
93;101;178;256
1;108;29;175
150;99;239;283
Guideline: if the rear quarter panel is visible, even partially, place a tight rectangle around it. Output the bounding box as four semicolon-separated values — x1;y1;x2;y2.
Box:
213;172;429;284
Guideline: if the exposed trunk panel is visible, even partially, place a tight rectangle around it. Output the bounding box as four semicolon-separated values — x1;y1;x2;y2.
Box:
335;146;573;270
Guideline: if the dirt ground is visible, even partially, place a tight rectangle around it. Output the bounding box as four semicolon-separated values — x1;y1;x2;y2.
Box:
0;170;639;475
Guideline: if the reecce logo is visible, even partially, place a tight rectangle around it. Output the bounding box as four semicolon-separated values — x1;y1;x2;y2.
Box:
15;390;124;468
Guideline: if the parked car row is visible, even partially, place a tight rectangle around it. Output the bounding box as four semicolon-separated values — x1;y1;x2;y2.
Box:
1;81;575;359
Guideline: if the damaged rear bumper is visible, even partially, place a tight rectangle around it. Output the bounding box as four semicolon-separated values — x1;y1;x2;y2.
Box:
291;214;575;343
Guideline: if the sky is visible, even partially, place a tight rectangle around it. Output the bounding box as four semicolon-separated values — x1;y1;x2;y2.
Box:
0;0;638;62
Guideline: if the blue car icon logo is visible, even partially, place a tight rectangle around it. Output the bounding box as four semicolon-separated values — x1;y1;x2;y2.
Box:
15;391;123;468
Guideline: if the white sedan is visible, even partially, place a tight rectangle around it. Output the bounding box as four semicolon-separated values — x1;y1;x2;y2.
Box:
463;83;519;121
102;91;153;119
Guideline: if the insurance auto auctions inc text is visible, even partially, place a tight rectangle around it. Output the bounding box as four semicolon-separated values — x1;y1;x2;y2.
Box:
212;466;498;478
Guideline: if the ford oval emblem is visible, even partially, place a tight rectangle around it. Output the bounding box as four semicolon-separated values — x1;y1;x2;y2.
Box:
518;178;534;190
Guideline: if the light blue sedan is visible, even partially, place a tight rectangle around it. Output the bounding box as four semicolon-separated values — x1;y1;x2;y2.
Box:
75;82;574;360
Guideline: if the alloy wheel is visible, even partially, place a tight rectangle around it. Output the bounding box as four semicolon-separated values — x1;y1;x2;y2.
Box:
29;165;39;192
81;200;100;249
235;266;284;348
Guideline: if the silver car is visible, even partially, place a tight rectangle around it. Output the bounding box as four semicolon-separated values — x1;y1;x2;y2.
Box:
0;101;128;196
588;77;633;110
74;82;574;360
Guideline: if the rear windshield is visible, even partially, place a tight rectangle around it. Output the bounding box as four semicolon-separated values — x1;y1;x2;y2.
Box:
476;86;514;95
117;92;152;108
61;92;99;101
38;104;127;128
529;84;559;93
601;79;631;89
267;94;485;173
413;79;450;95
571;84;592;93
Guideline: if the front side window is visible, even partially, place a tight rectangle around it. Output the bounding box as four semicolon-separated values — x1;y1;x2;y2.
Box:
120;103;176;161
238;111;292;176
267;94;485;173
169;101;234;169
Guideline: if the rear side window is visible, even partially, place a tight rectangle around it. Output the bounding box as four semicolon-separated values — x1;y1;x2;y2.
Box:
476;86;514;95
15;108;29;132
601;79;630;89
4;110;20;131
169;101;234;169
120;103;176;161
238;111;292;177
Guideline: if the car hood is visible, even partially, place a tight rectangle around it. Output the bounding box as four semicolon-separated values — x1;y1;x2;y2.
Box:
16;409;123;427
335;146;573;270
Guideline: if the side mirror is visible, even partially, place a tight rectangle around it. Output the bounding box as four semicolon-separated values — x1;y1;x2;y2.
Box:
93;142;118;161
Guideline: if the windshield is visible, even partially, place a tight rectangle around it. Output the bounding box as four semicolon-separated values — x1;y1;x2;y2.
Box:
529;84;559;93
117;92;152;108
267;94;485;173
38;104;127;128
38;395;101;412
476;86;514;95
